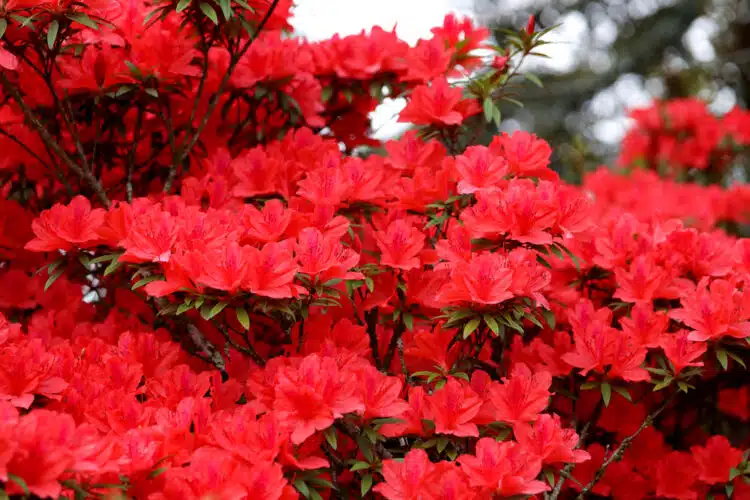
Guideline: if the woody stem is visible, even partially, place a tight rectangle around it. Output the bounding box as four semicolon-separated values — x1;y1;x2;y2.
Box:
0;73;110;207
175;0;281;169
574;392;677;499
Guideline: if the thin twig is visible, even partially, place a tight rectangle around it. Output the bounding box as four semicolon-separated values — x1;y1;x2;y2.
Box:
574;393;677;499
175;0;281;168
547;398;605;500
126;106;145;202
0;73;110;207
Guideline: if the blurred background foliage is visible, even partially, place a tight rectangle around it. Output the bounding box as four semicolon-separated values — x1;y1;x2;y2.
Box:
470;0;750;182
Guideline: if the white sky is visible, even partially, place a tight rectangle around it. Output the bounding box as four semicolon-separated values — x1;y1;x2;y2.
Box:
292;0;476;139
291;0;475;45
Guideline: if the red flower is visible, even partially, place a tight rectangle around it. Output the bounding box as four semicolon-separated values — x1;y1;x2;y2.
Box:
425;378;482;437
489;363;551;426
25;196;105;252
119;208;177;264
669;278;750;342
0;410;77;499
273;354;364;444
620;303;669;348
0;338;67;409
655;451;699;500
375;219;425;271
373;449;435;500
399;77;480;126
239;199;292;244
354;364;409;421
379;386;429;438
295;227;362;282
514;413;591;465
613;255;674;304
438;251;514;305
458;438;548;496
562;301;649;382
489;131;556;180
243;242;305;298
659;330;706;374
197;242;254;293
454;145;508;194
691;436;744;485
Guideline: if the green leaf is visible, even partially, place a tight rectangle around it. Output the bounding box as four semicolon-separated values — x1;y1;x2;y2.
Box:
463;318;481;339
542;309;556;330
676;381;691;393
323;426;337;450
729;467;742;482
372;417;404;426
145;88;159;98
218;0;232;19
437;436;449;453
8;475;29;496
653;377;672;391
524;72;543;88
67;12;99;30
483;314;500;335
727;350;747;369
132;275;164;290
502;96;524;108
360;474;373;497
199;3;218;24
544;468;555;487
492;105;502;127
103;256;121;276
350;461;371;472
321;86;333;102
44;265;66;291
613;386;632;402
482;97;496;123
403;312;414;331
201;301;227;320
600;382;611;407
235;306;250;330
46;19;59;49
503;313;524;334
525;312;543;329
549;244;564;260
0;19;7;39
356;434;374;462
294;479;311;498
89;253;120;265
176;301;193;315
175;0;191;12
716;349;729;371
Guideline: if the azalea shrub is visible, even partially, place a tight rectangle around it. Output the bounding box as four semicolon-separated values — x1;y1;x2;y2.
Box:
1;0;750;499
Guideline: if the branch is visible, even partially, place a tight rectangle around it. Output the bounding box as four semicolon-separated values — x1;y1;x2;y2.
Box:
126;106;145;202
547;398;605;500
574;393;677;499
0;73;110;207
175;0;281;168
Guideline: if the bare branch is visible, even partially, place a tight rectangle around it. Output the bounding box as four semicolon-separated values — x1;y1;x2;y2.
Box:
574;393;677;499
175;0;282;169
0;73;110;207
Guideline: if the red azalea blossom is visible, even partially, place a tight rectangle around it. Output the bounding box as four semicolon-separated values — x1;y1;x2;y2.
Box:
0;5;748;500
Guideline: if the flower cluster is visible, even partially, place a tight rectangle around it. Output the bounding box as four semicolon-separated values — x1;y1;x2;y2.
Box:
1;1;750;499
619;98;750;177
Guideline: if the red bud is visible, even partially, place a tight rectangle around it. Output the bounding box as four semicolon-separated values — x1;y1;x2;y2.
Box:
526;14;535;35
